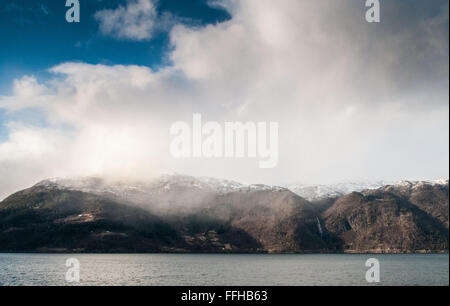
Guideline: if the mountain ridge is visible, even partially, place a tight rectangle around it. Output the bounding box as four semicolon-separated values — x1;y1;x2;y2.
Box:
0;175;448;253
34;175;449;202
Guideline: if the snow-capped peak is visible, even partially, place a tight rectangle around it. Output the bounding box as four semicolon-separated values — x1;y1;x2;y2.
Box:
285;181;388;201
33;176;448;203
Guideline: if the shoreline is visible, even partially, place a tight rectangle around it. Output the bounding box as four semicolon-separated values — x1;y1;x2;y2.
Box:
0;251;448;255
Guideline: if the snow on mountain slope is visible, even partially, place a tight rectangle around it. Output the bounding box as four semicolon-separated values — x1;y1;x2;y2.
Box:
35;176;449;203
287;180;449;201
285;181;388;201
35;175;288;196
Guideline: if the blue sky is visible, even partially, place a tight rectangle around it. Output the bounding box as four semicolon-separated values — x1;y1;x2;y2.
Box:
0;0;230;91
0;0;230;140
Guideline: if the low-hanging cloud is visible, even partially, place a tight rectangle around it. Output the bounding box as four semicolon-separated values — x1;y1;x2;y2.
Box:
0;0;448;199
95;0;159;40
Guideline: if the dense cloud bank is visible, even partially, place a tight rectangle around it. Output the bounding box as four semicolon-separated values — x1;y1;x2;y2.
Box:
0;0;448;199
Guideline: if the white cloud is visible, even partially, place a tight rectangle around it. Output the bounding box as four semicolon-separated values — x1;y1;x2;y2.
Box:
95;0;158;40
0;0;448;198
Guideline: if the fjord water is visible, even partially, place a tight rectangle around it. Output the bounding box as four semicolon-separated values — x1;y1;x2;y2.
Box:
0;253;448;286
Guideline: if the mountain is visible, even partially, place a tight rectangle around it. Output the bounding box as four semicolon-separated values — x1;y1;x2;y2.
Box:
286;181;388;201
0;184;181;252
196;188;331;253
322;180;449;253
378;180;449;229
0;176;448;253
1;176;325;253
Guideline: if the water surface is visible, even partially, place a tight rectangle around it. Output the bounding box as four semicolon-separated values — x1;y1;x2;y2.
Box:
0;253;448;286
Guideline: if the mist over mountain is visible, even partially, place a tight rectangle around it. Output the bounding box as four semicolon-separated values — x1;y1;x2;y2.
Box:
0;175;448;253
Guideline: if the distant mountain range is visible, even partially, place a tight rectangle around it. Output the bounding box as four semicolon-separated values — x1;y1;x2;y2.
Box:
0;175;448;253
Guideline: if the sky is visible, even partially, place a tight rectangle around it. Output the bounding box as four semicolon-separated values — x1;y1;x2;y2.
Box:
0;0;449;198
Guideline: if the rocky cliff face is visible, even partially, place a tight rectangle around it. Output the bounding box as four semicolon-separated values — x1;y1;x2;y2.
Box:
322;190;448;253
0;176;448;253
379;180;449;229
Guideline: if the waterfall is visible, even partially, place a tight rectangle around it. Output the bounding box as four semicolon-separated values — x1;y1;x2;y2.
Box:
316;217;323;236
